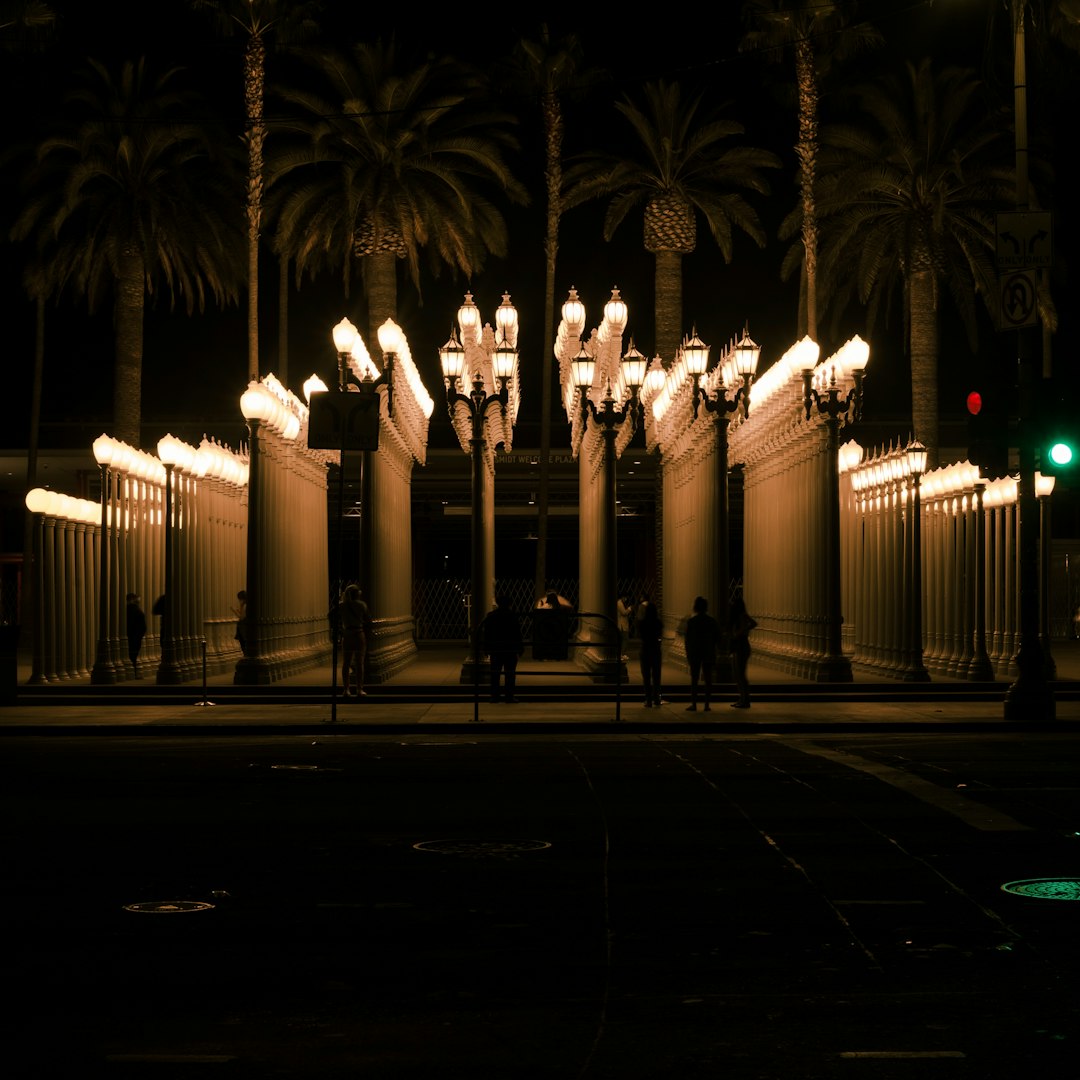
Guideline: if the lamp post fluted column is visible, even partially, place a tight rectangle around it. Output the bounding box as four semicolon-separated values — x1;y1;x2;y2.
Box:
1004;0;1053;720
1036;472;1057;680
156;459;182;684
443;369;511;720
800;347;867;682
439;295;520;716
685;327;761;681
90;439;116;685
571;368;644;678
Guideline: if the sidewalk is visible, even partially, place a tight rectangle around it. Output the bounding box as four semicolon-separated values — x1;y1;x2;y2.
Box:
4;641;1080;733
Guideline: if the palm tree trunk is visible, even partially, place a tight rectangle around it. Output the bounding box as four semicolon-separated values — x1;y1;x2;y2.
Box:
365;252;397;357
909;268;939;467
113;248;145;448
245;31;267;385
795;36;819;342
278;254;289;387
21;290;45;647
654;250;684;364
535;89;563;605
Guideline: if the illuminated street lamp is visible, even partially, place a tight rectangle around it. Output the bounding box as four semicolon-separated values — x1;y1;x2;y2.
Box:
799;336;869;680
904;440;931;679
1036;470;1057;679
155;433;190;684
440;293;520;721
306;320;396;717
24;487;52;685
573;335;645;675
686;325;761;658
90;434;116;684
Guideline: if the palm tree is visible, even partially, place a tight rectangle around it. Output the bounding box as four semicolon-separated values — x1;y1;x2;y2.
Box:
0;1;55;49
506;26;594;604
11;57;243;447
269;39;527;350
190;0;322;384
815;59;1017;464
564;80;781;364
740;0;880;341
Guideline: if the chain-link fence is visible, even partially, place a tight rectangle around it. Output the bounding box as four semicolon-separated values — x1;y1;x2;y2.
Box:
0;558;22;627
412;576;655;641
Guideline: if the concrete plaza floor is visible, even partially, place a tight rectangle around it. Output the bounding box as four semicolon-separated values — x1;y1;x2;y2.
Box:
4;639;1080;733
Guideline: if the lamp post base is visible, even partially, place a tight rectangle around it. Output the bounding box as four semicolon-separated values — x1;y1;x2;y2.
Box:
581;646;628;684
155;661;184;686
233;656;275;685
90;646;117;685
458;653;490;685
1004;674;1055;722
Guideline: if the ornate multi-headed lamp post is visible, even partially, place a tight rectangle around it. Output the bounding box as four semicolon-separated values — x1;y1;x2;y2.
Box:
571;329;646;675
439;292;520;721
798;336;868;680
685;325;761;659
306;318;396;718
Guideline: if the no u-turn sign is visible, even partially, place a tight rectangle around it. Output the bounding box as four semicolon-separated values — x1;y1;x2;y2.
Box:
999;270;1037;330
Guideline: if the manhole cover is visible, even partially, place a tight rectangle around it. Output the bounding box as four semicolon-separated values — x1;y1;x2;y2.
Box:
123;900;215;914
412;839;551;858
1001;878;1080;900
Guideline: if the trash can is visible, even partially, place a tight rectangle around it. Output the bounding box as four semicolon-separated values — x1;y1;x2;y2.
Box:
0;625;19;704
532;609;569;660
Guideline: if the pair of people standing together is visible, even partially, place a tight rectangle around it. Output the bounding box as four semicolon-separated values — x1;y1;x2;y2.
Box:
641;593;756;711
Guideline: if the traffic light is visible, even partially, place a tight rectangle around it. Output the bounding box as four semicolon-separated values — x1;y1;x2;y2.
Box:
1037;377;1079;476
966;387;1009;478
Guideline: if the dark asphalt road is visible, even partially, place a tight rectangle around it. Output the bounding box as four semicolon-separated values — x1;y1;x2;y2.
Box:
4;731;1079;1078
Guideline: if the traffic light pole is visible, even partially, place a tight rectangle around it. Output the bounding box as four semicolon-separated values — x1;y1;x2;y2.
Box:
1003;1;1054;723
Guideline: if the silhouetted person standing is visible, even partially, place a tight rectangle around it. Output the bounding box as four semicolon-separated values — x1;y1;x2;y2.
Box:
482;595;523;703
637;599;663;707
617;594;632;659
126;593;146;677
684;596;720;712
232;591;247;655
729;591;757;709
337;585;370;698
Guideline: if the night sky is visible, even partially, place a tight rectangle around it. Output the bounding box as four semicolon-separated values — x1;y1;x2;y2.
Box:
2;0;1077;453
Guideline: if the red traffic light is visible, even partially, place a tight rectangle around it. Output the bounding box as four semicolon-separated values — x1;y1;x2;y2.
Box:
966;391;983;416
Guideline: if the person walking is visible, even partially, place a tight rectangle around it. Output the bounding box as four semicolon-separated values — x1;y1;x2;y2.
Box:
482;595;523;703
684;595;720;712
637;598;663;707
729;591;757;709
337;584;370;698
125;593;147;677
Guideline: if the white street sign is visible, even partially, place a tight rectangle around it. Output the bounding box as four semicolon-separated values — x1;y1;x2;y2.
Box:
996;211;1052;269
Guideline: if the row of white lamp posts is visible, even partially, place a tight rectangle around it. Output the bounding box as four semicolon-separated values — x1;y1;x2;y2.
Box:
555;284;765;671
26;434;247;685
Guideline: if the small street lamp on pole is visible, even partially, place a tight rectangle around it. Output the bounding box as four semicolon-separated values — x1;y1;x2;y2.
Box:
155;433;190;685
90;434;116;684
1036;470;1057;680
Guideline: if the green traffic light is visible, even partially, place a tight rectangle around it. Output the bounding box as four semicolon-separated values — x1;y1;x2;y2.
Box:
1049;441;1075;468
